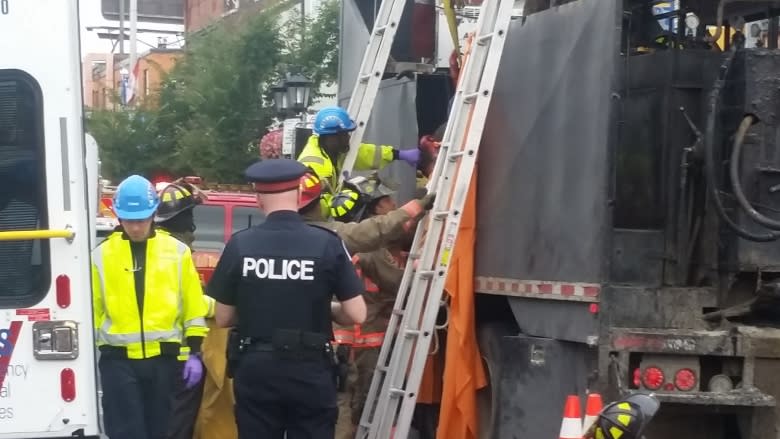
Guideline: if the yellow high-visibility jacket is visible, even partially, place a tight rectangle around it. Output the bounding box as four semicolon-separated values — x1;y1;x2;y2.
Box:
297;135;395;216
91;231;209;359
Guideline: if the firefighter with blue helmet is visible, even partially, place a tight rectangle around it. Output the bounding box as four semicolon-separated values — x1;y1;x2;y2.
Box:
92;175;209;439
297;105;422;217
207;158;367;439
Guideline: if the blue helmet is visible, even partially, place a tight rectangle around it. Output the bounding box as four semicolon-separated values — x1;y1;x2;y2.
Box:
313;106;357;136
113;175;160;220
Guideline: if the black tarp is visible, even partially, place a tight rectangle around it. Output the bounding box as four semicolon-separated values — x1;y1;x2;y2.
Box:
476;0;620;284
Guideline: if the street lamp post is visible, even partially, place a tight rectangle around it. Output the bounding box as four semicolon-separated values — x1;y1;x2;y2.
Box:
284;72;313;115
269;71;313;158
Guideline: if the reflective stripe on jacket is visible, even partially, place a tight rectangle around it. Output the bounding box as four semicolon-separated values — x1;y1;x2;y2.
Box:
332;255;386;349
297;135;394;217
91;232;209;359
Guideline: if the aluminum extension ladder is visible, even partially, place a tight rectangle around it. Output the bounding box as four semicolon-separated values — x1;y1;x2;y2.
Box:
337;0;409;187
355;0;514;437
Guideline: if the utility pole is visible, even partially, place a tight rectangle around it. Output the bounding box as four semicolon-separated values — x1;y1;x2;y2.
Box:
129;0;138;107
129;0;138;68
118;0;125;54
300;0;305;44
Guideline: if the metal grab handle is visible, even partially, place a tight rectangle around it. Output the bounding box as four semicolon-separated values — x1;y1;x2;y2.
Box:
0;229;74;241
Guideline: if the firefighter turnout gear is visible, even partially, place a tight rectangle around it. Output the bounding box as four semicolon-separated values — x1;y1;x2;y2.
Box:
299;169;324;211
344;250;403;427
303;198;427;255
586;393;660;439
156;182;200;222
330;174;397;223
330;188;363;223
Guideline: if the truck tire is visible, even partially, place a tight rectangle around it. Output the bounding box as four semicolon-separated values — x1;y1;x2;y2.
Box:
476;321;517;439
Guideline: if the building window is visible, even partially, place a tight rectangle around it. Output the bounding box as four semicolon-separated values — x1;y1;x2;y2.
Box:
0;70;50;306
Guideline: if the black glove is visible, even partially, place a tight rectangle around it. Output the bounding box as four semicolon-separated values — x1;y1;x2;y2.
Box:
419;192;436;211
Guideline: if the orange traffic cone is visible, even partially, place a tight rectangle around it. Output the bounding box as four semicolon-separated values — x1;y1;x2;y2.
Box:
582;393;603;433
559;395;583;439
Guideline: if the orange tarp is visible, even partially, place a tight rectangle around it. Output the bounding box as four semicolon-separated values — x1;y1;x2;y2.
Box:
436;169;486;439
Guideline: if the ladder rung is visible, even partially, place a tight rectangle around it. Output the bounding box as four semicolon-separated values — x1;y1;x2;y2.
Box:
416;270;435;278
389;388;405;396
404;329;421;337
433;210;451;220
477;32;496;44
463;92;480;102
374;25;388;34
392;309;404;317
448;151;464;161
376;365;389;373
359;74;372;83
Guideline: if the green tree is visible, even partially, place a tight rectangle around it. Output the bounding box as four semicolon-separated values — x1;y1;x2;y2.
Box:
86;108;164;180
156;10;285;182
278;0;340;101
91;1;341;183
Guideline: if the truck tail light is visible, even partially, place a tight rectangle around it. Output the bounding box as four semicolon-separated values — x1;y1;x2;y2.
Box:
56;274;71;308
674;368;697;391
633;368;641;387
61;368;76;402
642;366;665;390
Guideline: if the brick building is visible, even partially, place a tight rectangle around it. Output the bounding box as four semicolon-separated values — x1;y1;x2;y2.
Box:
83;48;183;110
184;0;315;34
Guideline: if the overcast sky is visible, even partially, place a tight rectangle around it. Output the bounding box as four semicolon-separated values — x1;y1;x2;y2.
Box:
79;0;184;57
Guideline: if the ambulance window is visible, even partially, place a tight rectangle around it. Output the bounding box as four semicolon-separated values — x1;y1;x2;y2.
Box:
231;206;265;234
0;71;49;305
193;205;225;252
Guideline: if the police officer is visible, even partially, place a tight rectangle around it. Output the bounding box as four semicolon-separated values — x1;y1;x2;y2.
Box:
206;159;367;439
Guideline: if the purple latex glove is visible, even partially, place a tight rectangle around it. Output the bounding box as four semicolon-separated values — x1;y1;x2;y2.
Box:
182;354;203;389
397;148;421;167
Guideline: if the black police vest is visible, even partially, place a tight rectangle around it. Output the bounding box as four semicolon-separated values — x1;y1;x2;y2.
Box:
233;220;334;341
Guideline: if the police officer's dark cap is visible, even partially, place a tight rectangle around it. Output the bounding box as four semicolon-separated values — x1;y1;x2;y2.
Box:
244;158;308;194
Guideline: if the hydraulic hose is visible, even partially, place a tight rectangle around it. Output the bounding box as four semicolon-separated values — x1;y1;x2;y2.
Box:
704;49;780;241
729;115;780;230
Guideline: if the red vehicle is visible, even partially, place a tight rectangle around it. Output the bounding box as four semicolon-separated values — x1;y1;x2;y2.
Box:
190;189;262;283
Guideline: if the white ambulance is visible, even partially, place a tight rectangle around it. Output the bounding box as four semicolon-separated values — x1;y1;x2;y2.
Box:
0;0;101;437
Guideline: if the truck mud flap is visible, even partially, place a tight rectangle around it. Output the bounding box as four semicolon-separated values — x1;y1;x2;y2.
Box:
494;335;595;439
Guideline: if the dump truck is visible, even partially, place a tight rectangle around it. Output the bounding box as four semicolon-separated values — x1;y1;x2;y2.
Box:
339;0;780;437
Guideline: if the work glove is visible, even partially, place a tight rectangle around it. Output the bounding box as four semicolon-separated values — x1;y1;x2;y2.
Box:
419;192;436;211
182;354;204;389
419;135;441;151
397;148;421;167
